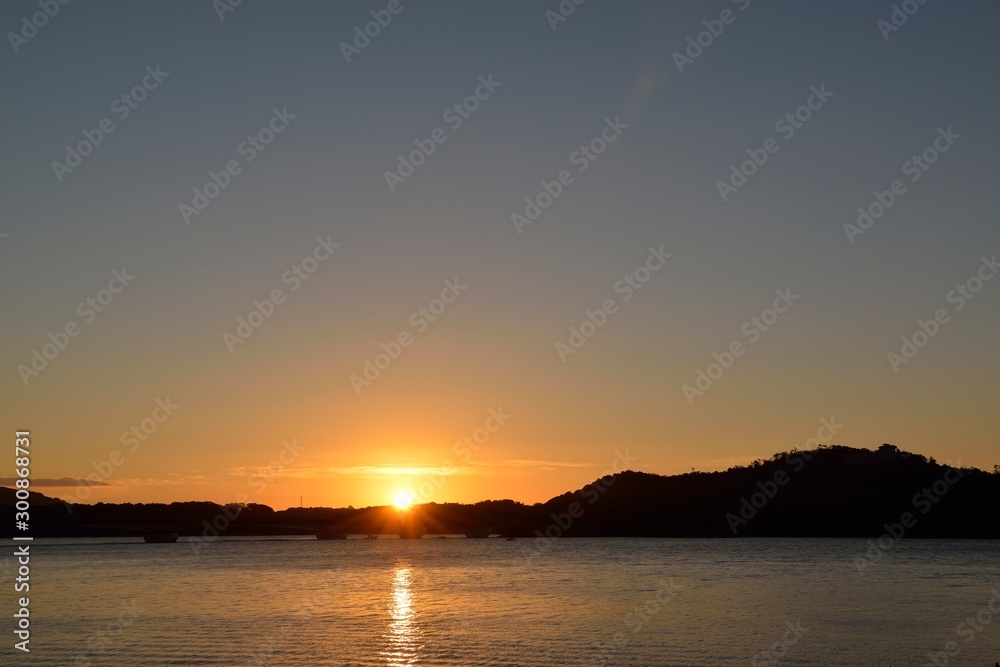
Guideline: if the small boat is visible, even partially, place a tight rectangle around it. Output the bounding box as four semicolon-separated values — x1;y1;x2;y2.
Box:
316;530;348;540
365;534;378;540
142;531;179;543
505;537;515;542
463;528;491;539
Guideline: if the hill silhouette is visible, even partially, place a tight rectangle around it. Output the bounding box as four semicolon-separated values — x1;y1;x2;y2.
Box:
3;444;998;538
535;444;998;538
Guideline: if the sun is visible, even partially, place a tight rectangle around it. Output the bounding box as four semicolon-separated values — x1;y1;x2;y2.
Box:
393;491;413;510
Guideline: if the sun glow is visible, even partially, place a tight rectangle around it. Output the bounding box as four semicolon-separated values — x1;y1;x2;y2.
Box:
393;491;413;510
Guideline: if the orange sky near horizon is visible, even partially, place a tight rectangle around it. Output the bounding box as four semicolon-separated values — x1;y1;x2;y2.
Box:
19;370;999;510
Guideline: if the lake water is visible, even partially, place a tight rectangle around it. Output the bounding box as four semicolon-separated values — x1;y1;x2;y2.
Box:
21;537;1000;666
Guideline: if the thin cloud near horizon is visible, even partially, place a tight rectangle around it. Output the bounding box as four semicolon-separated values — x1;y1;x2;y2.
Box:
0;477;112;487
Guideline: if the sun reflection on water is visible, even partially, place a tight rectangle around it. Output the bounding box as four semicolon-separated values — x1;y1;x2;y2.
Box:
381;565;421;666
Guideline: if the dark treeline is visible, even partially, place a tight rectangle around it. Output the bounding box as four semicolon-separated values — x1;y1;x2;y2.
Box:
4;445;998;538
539;444;999;538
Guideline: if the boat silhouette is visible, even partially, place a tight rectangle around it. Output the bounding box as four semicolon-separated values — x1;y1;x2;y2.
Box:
316;529;348;540
142;531;179;543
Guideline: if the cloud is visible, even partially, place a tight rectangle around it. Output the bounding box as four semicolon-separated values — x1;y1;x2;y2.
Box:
113;475;209;487
267;461;597;479
493;459;593;470
0;477;112;487
233;461;594;479
225;465;466;480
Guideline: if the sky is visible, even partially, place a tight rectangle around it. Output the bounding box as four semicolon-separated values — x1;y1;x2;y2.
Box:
2;0;998;510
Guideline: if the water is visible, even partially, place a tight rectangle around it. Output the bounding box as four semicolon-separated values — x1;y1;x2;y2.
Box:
23;537;1000;666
